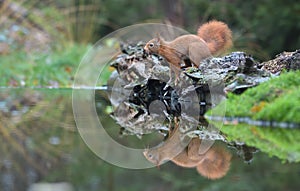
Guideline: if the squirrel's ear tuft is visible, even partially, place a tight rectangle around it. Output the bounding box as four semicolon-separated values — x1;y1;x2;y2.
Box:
155;33;161;41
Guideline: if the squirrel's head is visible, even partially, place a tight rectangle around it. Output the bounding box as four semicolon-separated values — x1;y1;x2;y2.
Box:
144;37;161;54
143;148;161;166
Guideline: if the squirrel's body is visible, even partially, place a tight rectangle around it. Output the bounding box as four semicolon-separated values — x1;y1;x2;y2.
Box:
171;148;200;168
143;119;189;166
144;20;232;82
196;144;232;180
157;35;211;68
144;136;232;179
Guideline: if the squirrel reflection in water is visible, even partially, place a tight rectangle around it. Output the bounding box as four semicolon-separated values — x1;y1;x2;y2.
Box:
143;117;232;180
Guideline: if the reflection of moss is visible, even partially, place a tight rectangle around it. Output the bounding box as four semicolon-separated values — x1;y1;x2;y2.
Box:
210;71;300;123
211;121;300;162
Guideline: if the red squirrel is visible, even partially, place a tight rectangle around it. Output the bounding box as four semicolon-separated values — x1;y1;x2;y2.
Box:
144;137;232;180
144;20;233;83
143;117;190;166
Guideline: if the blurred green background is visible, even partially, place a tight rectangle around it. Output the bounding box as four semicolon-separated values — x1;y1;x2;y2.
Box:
0;0;299;87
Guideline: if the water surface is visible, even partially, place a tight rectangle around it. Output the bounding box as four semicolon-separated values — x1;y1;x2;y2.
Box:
0;88;299;191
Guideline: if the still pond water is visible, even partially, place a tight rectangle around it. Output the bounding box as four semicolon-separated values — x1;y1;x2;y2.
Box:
0;88;299;191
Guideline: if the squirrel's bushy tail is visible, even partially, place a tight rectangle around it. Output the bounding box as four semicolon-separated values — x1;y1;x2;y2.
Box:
197;20;232;55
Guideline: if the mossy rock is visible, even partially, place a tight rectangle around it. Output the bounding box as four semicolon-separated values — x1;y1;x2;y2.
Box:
208;70;300;124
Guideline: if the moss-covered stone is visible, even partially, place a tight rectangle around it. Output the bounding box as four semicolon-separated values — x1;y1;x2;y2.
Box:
209;71;300;124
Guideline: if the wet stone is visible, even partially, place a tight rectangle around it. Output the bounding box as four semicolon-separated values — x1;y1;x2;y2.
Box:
261;50;300;74
108;43;299;163
109;44;300;130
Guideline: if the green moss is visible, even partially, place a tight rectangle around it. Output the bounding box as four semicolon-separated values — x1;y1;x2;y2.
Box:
209;71;300;123
254;88;300;123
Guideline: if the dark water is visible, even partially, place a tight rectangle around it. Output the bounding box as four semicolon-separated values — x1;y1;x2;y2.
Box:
0;88;299;191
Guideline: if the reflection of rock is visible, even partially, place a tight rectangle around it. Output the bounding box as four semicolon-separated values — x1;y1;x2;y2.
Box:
112;102;169;136
228;142;259;163
111;76;202;136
